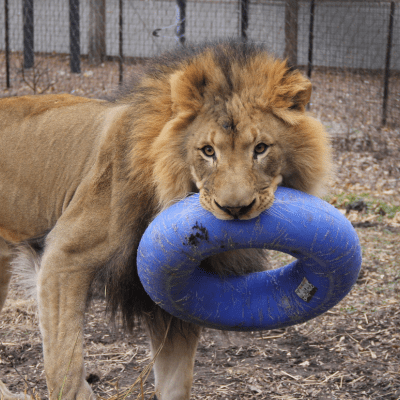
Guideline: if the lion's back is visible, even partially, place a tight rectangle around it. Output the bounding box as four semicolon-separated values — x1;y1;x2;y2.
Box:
0;94;93;123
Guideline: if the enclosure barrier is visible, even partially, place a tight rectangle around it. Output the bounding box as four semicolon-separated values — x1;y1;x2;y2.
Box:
1;0;399;126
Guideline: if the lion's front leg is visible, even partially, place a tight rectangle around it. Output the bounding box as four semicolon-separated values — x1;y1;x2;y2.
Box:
37;249;95;400
147;317;201;400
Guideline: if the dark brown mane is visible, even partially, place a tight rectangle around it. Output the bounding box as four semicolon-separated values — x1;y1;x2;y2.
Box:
113;39;273;102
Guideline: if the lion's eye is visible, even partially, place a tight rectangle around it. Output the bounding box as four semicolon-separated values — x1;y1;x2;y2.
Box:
201;145;215;157
254;143;268;155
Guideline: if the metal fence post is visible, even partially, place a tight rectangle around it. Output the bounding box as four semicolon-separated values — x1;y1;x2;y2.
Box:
119;0;123;83
307;0;315;79
69;0;80;74
23;0;34;69
4;0;10;88
241;0;249;40
382;2;395;126
176;0;186;45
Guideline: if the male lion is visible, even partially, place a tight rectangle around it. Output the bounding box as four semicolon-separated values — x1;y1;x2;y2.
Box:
0;40;331;400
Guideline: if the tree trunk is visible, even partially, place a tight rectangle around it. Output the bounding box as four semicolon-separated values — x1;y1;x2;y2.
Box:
88;0;106;65
284;0;298;68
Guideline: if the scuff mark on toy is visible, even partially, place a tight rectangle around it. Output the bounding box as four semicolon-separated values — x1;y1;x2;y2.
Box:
183;222;209;247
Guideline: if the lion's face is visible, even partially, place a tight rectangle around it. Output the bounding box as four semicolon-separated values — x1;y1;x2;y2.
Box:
187;100;284;220
150;44;331;220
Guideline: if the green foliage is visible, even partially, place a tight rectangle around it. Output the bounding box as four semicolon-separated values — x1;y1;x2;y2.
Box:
324;192;400;220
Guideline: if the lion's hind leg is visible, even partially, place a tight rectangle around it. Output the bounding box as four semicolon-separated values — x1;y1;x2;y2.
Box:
0;238;12;311
147;315;201;400
0;239;33;399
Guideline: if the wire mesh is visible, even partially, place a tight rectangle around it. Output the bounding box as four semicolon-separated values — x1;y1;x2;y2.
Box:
0;0;399;128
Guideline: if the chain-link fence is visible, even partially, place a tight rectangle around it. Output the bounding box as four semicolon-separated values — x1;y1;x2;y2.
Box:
0;0;399;129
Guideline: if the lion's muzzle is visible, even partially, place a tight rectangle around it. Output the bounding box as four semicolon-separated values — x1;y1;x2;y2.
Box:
214;199;256;219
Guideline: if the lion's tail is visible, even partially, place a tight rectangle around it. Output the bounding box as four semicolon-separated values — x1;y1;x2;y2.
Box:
11;234;46;301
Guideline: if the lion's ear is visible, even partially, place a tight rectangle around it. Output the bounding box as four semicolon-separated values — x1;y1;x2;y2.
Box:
265;66;312;124
278;68;312;112
170;66;208;114
288;78;312;111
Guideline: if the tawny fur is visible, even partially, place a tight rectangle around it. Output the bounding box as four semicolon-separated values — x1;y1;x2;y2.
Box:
0;40;332;400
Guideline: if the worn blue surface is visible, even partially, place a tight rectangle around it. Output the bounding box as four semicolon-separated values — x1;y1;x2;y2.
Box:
137;187;362;331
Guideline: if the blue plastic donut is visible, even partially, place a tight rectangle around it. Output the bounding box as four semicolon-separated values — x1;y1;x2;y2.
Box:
137;187;362;331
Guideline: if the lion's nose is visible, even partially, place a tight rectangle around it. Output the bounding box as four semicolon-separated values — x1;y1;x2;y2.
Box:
215;199;256;219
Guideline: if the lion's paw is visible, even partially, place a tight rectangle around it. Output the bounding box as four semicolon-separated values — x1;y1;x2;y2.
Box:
0;381;33;400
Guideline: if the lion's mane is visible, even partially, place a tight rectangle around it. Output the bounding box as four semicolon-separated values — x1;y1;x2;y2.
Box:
93;40;332;332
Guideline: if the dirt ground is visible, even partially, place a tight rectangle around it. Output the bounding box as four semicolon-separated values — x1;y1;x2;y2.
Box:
0;54;400;400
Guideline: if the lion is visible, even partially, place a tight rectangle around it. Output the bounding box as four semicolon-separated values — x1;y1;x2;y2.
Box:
0;40;331;400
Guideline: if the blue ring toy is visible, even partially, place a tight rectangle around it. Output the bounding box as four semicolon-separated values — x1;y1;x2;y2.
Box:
137;187;362;331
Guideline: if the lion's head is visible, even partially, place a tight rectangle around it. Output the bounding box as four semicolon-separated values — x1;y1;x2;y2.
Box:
184;101;289;220
122;41;331;221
